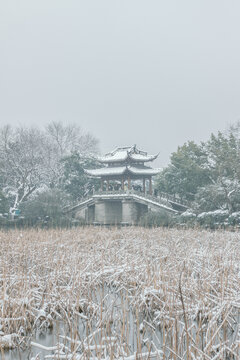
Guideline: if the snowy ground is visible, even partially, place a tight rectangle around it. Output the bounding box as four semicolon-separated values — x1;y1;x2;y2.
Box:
0;227;239;359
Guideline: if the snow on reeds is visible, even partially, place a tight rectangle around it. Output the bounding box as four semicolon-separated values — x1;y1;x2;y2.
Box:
0;227;239;359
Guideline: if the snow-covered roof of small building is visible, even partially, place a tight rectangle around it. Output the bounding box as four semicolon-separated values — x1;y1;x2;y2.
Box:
98;145;158;163
85;166;161;177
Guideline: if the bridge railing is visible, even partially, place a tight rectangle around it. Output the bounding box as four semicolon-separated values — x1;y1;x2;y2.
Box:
92;190;189;208
157;192;190;207
63;189;190;212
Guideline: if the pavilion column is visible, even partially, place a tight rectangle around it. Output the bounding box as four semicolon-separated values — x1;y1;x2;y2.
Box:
149;177;152;195
101;178;104;191
121;177;124;191
128;177;131;190
107;179;109;191
143;178;146;194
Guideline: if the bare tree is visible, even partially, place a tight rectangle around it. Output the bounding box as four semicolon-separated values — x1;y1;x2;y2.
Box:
227;120;240;138
0;126;48;214
44;121;99;188
0;122;99;214
45;121;99;157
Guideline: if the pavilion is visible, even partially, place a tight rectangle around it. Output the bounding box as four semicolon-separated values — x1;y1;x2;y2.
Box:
70;145;179;225
85;145;161;195
66;145;187;225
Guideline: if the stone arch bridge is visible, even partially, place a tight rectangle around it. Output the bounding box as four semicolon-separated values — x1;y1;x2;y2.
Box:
65;191;189;225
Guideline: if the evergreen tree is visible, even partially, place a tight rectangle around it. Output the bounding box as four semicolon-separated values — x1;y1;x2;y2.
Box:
0;191;8;214
20;189;71;226
61;153;101;200
156;141;211;200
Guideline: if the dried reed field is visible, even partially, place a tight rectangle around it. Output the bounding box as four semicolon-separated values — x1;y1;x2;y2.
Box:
0;227;239;359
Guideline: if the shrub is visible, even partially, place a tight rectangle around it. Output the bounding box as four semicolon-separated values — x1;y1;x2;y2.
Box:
139;210;172;227
19;189;82;227
197;210;229;228
228;211;240;226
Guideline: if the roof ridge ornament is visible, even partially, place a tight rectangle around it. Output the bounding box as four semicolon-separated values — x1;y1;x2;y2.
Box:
98;145;159;163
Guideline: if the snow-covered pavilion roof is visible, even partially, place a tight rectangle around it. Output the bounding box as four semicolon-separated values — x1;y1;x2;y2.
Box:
98;145;158;163
85;166;161;177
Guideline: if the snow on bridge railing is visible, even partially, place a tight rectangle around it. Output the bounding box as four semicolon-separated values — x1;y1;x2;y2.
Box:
90;190;181;210
158;192;190;207
92;190;189;208
63;189;190;213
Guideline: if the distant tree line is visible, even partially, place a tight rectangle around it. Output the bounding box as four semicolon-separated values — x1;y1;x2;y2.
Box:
155;121;240;228
0;121;100;226
1;120;240;228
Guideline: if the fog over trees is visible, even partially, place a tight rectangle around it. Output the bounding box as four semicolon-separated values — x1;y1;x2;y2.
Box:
1;120;240;227
0;121;99;217
155;121;240;227
156;122;240;212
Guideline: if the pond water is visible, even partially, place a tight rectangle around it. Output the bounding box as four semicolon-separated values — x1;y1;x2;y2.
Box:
2;284;240;359
2;285;163;359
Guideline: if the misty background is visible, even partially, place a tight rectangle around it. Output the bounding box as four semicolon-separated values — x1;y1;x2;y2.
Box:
1;0;240;166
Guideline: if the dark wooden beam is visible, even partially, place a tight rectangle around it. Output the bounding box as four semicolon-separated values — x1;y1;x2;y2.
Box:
128;177;131;190
121;177;124;190
149;177;152;195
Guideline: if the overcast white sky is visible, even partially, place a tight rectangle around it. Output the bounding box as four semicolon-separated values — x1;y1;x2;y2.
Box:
1;1;240;166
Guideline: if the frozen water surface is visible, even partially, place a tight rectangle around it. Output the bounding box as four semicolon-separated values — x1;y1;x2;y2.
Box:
0;228;239;359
